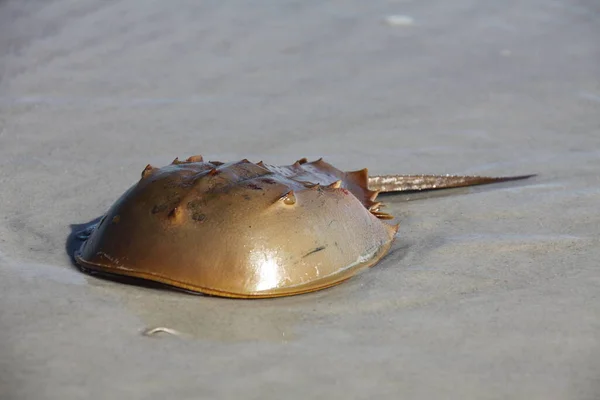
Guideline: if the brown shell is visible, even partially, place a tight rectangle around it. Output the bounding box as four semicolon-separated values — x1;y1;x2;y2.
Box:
75;157;399;298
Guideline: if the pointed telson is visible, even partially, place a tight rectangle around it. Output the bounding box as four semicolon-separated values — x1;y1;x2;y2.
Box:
368;174;536;193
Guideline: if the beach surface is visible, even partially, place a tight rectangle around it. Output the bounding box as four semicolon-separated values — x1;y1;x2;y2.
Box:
1;0;599;399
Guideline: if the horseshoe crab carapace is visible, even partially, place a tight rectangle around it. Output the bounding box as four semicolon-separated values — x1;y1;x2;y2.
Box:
74;156;533;298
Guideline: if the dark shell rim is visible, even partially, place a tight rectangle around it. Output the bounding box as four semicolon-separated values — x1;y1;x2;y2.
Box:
74;236;395;299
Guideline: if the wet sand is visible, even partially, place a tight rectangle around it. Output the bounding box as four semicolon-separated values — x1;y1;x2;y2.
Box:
1;0;599;399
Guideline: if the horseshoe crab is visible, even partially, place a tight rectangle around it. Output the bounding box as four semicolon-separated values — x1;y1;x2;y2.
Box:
75;156;532;298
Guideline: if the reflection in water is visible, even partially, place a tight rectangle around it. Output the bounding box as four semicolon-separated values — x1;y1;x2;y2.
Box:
62;214;410;342
81;265;397;343
116;289;305;342
67;218;329;342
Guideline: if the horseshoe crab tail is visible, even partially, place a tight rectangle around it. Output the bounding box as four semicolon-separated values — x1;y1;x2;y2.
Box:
367;174;536;193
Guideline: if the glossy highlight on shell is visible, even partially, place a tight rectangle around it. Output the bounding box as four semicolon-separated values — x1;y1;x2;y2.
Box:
75;156;533;298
